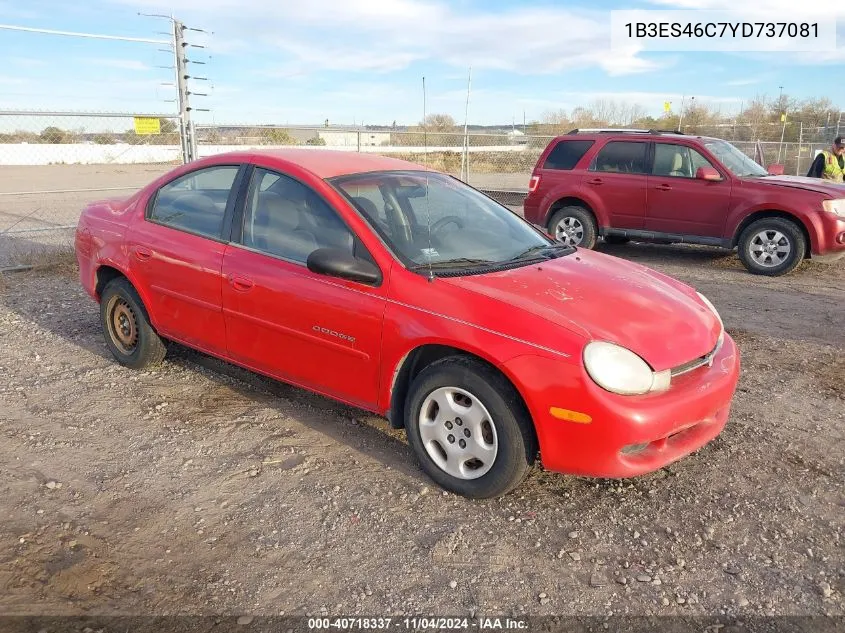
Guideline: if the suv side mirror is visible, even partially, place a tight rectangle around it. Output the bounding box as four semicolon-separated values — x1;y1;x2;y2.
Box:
766;164;785;175
307;248;382;285
695;166;722;181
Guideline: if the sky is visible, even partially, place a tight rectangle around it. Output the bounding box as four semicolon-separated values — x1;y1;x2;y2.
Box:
1;0;845;128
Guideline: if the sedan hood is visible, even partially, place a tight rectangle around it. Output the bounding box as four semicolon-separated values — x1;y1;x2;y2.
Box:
746;174;845;197
444;249;721;372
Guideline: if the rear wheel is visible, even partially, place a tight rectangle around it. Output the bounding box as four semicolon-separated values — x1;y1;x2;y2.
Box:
405;357;536;499
100;277;166;369
737;217;805;276
548;206;597;249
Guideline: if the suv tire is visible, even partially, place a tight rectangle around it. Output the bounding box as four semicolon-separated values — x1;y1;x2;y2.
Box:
737;217;806;276
548;206;597;249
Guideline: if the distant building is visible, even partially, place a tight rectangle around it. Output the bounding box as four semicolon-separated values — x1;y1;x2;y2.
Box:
318;129;391;147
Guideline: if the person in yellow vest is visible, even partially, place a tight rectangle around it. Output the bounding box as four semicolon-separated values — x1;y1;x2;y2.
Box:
806;137;845;181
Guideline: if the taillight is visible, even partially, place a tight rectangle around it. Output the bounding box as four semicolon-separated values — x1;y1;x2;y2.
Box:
528;175;540;192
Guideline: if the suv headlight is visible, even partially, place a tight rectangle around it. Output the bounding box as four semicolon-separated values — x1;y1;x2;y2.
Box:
583;341;671;396
822;199;845;217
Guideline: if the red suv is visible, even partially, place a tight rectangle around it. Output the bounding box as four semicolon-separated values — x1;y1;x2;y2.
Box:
523;129;845;275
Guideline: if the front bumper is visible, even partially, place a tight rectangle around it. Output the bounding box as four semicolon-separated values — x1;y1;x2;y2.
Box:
505;333;740;478
812;213;845;259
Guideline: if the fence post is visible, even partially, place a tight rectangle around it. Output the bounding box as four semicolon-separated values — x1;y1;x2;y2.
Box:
796;122;803;176
357;131;361;152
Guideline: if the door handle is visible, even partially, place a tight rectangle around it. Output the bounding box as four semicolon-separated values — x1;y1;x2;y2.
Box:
586;178;603;185
133;246;152;261
655;184;672;191
228;275;254;292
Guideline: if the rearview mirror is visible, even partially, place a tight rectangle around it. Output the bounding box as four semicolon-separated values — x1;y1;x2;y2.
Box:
695;166;722;181
307;248;382;285
766;164;785;176
395;184;427;198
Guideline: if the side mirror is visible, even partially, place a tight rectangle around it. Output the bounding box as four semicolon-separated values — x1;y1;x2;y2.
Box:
695;166;722;181
306;248;382;285
767;164;785;176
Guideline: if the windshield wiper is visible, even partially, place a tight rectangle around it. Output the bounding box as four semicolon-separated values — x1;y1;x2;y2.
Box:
409;257;493;271
509;243;571;261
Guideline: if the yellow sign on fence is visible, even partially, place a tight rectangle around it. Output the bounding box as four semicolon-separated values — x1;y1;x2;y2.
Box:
663;101;671;113
133;117;161;135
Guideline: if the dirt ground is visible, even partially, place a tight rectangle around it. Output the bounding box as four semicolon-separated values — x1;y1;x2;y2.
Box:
0;239;842;621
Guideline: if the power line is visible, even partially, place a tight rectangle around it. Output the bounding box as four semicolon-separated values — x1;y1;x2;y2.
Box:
0;23;169;44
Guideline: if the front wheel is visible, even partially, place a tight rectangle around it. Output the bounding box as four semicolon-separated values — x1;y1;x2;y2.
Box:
405;357;537;499
737;218;805;276
548;206;597;249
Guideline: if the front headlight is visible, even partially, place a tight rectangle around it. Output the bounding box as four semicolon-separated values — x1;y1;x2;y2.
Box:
822;199;845;217
583;341;671;396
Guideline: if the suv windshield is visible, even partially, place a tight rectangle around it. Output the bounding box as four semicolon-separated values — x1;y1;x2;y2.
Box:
704;139;768;178
331;170;561;272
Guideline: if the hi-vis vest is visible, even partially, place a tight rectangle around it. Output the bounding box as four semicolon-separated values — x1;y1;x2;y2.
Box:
821;150;844;182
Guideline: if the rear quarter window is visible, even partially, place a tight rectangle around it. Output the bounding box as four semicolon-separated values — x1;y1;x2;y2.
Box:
543;140;595;170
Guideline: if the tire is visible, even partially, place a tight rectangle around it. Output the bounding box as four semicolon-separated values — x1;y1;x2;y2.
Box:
404;356;537;499
100;277;167;369
548;206;597;249
737;217;805;276
603;235;630;245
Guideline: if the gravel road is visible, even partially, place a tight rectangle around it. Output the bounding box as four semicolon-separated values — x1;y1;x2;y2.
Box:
0;245;842;620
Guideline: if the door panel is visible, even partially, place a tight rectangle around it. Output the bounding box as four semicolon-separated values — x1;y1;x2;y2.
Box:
221;167;387;409
587;141;650;229
646;143;731;237
126;220;228;354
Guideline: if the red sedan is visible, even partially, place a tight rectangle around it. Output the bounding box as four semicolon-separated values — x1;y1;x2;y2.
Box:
75;149;740;498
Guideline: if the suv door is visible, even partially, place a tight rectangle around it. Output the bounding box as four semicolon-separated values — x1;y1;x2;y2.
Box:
127;163;245;355
220;166;387;409
646;142;731;238
586;140;649;230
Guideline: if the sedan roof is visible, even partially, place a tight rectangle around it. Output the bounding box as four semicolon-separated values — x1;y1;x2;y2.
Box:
222;148;430;179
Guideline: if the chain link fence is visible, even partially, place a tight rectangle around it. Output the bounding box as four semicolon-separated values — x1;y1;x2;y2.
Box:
1;115;833;268
0;111;180;267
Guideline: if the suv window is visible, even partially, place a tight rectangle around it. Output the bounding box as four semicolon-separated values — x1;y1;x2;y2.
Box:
590;141;649;174
543;140;594;170
653;143;715;178
241;168;357;264
149;165;240;239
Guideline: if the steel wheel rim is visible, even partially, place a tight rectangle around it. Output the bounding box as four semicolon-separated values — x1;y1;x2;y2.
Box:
748;229;791;268
554;216;584;247
107;296;139;354
418;386;498;480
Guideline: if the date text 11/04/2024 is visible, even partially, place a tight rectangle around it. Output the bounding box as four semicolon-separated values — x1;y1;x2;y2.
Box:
307;617;528;630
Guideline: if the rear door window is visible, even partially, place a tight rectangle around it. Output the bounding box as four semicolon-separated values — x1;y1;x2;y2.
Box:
590;141;649;175
149;165;240;239
543;140;594;170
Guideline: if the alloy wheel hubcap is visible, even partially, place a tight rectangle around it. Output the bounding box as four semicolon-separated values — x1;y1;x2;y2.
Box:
749;229;791;267
418;387;498;480
555;217;584;246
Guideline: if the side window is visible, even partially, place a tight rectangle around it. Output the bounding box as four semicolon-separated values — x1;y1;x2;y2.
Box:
590;141;649;174
543;140;594;170
241;168;357;264
653;144;716;178
149;165;239;238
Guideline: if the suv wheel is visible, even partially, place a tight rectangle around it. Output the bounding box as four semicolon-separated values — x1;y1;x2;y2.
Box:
737;217;806;276
548;206;597;249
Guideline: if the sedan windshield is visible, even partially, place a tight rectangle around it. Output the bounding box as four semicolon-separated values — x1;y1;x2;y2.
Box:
330;170;561;271
704;139;768;178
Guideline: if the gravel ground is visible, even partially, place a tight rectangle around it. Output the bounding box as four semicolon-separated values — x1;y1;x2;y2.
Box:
0;244;842;620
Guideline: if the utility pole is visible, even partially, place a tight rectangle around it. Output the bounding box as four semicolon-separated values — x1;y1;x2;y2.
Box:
173;19;194;163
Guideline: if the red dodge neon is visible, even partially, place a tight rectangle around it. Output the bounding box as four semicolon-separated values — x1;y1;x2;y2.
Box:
75;149;740;498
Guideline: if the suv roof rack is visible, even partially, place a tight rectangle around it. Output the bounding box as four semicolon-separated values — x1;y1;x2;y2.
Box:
566;128;685;136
